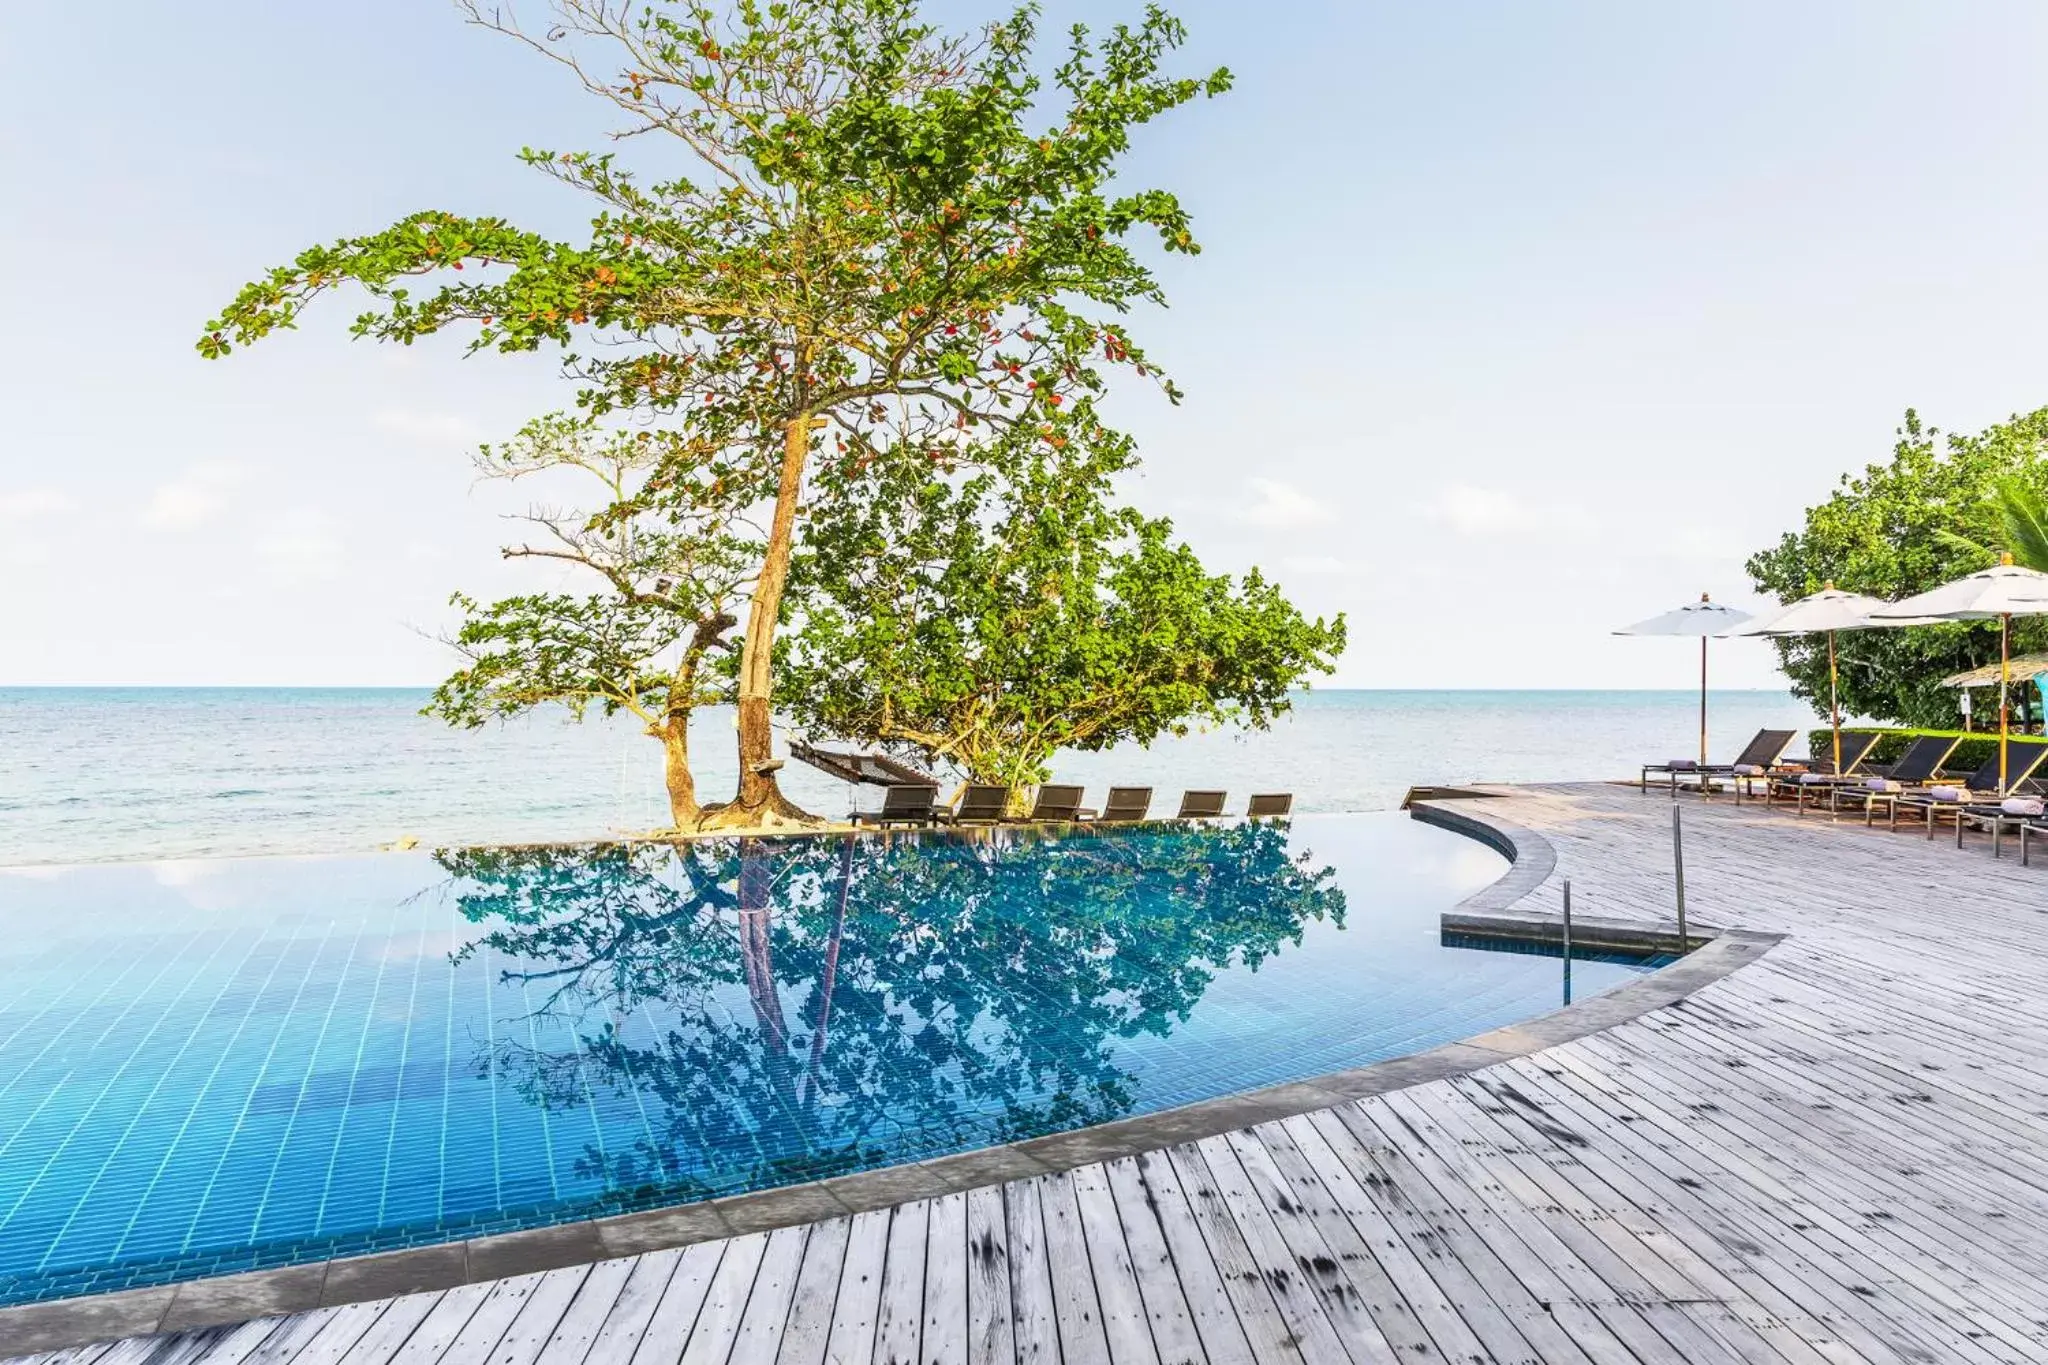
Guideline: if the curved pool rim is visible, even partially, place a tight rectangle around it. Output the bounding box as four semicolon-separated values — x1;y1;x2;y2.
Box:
0;801;1785;1354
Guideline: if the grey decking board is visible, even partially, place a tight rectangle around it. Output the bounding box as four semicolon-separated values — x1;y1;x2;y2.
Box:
1000;1180;1060;1365
960;1188;1015;1365
1100;1157;1254;1365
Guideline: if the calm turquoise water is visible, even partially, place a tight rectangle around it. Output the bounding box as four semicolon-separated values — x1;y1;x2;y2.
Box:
0;814;1657;1307
0;688;1815;865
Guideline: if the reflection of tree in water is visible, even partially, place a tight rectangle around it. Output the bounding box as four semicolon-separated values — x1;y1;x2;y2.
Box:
436;823;1345;1210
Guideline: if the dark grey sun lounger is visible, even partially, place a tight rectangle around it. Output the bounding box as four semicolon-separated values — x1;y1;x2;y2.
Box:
1641;730;1796;799
1176;790;1228;819
1894;744;2048;839
948;784;1010;825
1828;735;1963;821
1246;793;1293;818
1092;786;1153;823
850;783;940;828
1763;730;1881;810
1012;784;1087;823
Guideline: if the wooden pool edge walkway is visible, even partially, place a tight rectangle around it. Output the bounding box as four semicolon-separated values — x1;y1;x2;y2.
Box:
11;782;2048;1363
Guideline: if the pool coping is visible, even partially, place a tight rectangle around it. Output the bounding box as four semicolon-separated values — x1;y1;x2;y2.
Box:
0;800;1783;1355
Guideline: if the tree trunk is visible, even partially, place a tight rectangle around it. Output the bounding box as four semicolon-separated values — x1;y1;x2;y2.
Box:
707;412;819;829
661;718;700;830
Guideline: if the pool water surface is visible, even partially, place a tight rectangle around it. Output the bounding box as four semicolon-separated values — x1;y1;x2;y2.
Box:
0;814;1654;1307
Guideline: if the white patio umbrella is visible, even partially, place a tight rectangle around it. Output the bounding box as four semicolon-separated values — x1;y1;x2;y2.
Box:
1616;593;1754;769
1867;557;2048;793
1737;583;1894;773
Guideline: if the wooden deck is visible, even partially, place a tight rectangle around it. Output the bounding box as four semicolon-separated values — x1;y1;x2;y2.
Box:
13;782;2048;1364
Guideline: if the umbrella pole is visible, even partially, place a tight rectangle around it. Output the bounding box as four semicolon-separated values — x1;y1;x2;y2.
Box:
2001;612;2011;794
1828;629;1841;772
1699;636;1708;769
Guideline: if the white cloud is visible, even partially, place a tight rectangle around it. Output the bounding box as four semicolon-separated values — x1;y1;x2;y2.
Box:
374;408;484;446
1422;482;1592;537
143;462;242;530
255;511;345;584
0;488;77;521
1239;478;1338;530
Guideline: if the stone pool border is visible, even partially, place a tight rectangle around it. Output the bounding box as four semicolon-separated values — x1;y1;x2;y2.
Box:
0;800;1783;1354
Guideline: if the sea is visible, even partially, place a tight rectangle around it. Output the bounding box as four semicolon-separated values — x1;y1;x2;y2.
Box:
0;688;1821;867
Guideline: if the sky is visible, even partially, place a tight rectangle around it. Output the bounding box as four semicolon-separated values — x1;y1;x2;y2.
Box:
5;0;2048;688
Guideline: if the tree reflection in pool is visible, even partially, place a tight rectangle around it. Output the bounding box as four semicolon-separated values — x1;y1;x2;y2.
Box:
437;821;1346;1211
0;813;1660;1306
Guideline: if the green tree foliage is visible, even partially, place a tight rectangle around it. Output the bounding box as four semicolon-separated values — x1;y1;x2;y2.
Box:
781;435;1346;790
198;0;1229;827
1941;476;2048;573
423;414;757;828
1746;407;2048;726
435;824;1344;1204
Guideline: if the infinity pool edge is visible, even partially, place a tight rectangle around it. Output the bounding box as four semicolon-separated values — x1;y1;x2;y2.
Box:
0;801;1783;1355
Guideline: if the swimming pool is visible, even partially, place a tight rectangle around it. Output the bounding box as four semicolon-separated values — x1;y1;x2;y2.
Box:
0;814;1656;1307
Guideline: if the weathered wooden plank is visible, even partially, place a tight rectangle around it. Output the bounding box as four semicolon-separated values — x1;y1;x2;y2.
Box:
870;1203;927;1365
1065;1165;1162;1365
534;1257;641;1365
1490;1061;1981;1365
820;1211;889;1365
630;1242;727;1365
963;1186;1016;1365
774;1219;851;1365
1262;1114;1498;1364
452;1266;590;1365
1211;1129;1407;1365
677;1235;768;1365
325;1296;441;1365
1105;1162;1245;1365
725;1227;808;1365
287;1302;420;1365
1084;1160;1208;1365
1300;1110;1552;1364
1035;1174;1114;1365
581;1249;685;1365
1001;1179;1063;1365
383;1284;497;1365
1167;1142;1357;1365
1122;1152;1277;1365
920;1193;968;1365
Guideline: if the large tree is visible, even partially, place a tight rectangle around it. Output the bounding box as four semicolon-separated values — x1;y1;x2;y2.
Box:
1747;407;2048;726
198;0;1230;827
781;432;1346;790
424;413;757;827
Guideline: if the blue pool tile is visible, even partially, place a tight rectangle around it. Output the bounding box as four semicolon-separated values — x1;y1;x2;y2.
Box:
0;816;1652;1306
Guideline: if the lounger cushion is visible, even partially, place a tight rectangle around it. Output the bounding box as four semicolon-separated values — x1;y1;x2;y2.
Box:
1865;777;1901;792
1732;763;1766;775
2001;796;2045;817
1797;772;1832;784
1928;785;1963;803
1665;759;1699;771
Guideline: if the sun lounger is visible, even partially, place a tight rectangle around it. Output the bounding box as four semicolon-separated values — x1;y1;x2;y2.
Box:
1011;784;1087;823
1888;745;2048;838
948;784;1010;825
1762;731;1881;809
1829;735;1964;822
1091;786;1153;823
1641;730;1795;799
1246;793;1293;818
850;783;940;828
1961;792;2048;859
1176;790;1228;819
